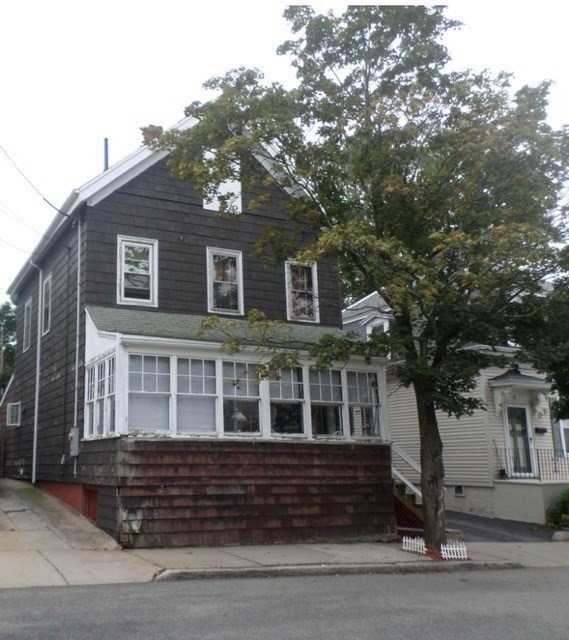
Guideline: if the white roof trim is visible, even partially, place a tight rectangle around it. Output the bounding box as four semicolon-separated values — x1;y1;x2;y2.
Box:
8;117;196;297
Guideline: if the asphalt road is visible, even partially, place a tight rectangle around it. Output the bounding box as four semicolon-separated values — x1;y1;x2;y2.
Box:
1;569;567;640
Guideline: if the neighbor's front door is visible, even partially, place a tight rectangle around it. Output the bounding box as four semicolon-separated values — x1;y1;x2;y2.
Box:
506;406;533;475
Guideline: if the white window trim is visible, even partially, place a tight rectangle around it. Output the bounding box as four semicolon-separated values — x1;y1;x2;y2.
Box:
87;340;386;442
559;419;569;456
6;402;21;427
23;296;32;352
117;235;159;307
207;247;244;316
84;355;117;438
41;273;52;336
285;260;320;323
503;403;535;477
366;318;390;337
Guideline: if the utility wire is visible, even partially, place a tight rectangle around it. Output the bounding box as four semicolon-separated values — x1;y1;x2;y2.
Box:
0;143;69;217
0;234;39;256
0;199;45;236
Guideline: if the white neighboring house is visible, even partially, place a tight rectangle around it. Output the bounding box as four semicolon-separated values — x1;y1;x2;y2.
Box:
343;292;569;524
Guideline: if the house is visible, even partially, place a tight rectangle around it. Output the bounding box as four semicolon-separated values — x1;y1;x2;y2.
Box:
0;118;396;547
343;292;569;524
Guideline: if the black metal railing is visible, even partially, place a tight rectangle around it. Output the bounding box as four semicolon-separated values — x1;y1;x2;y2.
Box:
495;448;569;481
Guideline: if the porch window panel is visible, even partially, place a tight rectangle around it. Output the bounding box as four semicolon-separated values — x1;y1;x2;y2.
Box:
177;358;217;434
271;402;303;434
347;371;380;437
223;399;260;434
177;396;216;433
270;367;304;434
311;404;342;436
129;393;169;431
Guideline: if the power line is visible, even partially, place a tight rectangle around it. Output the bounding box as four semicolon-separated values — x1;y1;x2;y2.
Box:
0;143;69;217
0;235;39;256
0;199;44;236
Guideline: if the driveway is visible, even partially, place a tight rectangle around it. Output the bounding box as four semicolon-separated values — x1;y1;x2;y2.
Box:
446;510;553;543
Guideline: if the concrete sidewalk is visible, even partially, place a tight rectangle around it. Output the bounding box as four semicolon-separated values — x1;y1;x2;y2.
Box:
2;478;569;590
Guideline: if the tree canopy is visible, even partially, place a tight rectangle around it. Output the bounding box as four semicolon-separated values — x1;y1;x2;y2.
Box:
144;5;569;549
0;300;16;391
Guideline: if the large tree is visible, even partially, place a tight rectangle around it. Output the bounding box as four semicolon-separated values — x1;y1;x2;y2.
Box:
0;300;16;392
144;6;569;550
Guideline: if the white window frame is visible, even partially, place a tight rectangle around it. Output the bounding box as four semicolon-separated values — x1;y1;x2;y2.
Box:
127;354;171;433
84;355;116;438
221;360;261;435
559;419;569;456
101;344;385;442
176;357;217;434
269;367;306;437
309;369;344;436
117;236;158;307
23;297;32;352
6;402;21;427
41;273;52;336
347;370;381;438
207;247;244;316
285;261;320;323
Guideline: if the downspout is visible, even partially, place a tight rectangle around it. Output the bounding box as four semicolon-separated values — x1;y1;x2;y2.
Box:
72;216;82;477
30;261;43;484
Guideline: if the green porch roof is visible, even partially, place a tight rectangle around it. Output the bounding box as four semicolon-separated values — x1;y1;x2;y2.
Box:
86;306;345;350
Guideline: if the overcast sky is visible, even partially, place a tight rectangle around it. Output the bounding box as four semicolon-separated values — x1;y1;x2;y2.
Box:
1;1;567;302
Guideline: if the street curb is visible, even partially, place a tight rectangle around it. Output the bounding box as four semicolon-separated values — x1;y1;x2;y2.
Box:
152;561;523;582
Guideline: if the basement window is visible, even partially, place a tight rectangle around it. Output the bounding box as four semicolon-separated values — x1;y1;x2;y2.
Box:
6;402;21;427
454;486;465;497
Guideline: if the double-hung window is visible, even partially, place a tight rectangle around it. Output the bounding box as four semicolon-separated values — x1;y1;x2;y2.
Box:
177;358;217;433
270;368;305;435
85;356;116;437
222;361;260;434
309;369;343;435
128;355;170;431
117;236;158;306
285;261;319;322
207;248;243;315
95;361;106;436
23;297;32;352
347;371;380;437
42;274;52;335
85;366;96;437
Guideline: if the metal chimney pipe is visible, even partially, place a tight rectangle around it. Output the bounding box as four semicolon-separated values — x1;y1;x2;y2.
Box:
104;138;109;171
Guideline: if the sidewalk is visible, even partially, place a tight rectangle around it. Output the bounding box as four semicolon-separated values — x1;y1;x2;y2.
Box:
1;478;568;590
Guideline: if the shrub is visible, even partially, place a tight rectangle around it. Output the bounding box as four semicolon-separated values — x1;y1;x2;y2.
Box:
546;488;569;529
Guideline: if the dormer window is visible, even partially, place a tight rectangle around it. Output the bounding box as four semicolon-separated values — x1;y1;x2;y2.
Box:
285;261;319;323
117;236;158;307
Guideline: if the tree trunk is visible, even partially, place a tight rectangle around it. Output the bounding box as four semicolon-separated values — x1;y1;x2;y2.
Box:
413;381;447;551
